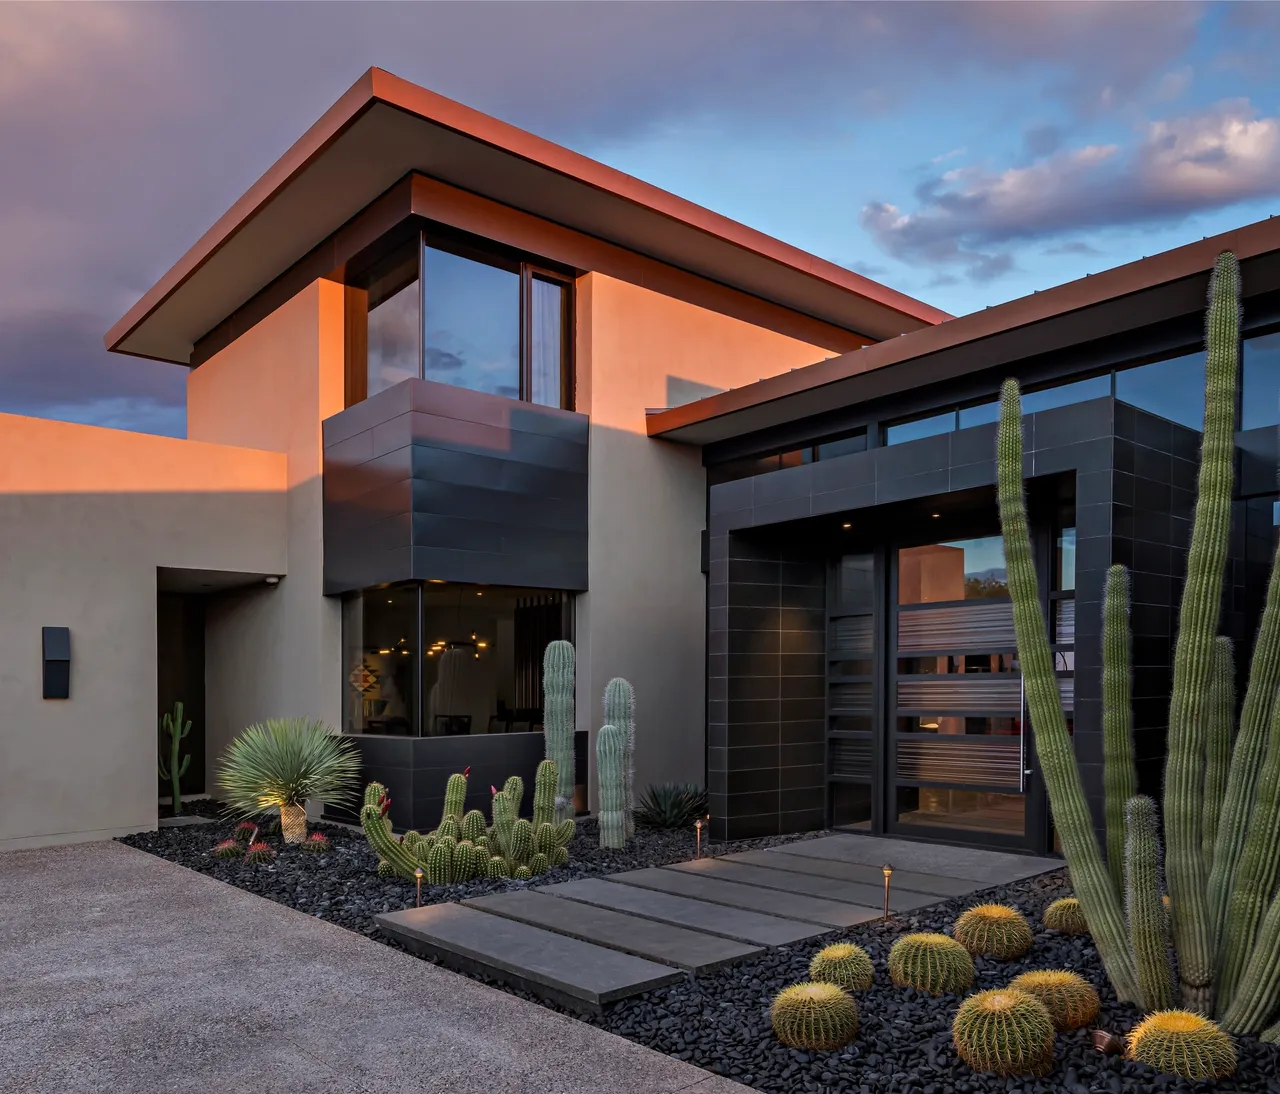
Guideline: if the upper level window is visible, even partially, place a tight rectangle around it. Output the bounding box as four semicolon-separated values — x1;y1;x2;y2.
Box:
1243;331;1280;431
707;428;867;484
351;229;574;410
1114;350;1204;431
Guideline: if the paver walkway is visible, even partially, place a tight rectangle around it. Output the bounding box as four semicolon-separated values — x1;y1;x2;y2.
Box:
376;832;1062;1010
0;840;748;1094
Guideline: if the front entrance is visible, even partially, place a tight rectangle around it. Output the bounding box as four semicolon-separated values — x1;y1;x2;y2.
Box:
826;508;1072;853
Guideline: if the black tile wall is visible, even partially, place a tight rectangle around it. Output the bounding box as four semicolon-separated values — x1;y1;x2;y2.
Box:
323;378;589;594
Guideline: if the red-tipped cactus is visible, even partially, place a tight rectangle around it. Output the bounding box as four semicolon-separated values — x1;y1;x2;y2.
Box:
302;832;331;853
212;838;243;859
233;821;259;845
243;841;276;864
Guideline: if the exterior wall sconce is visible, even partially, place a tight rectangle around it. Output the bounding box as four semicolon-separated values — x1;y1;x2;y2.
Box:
415;866;424;907
264;576;280;586
42;627;70;699
882;863;894;919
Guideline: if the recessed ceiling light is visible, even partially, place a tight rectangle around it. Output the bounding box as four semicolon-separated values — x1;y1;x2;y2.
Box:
842;522;852;529
931;513;941;518
428;578;445;584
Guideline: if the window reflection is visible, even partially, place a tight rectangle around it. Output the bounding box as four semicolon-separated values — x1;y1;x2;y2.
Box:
885;410;955;445
1058;527;1076;592
366;246;420;398
1115;350;1205;430
343;584;420;736
899;537;1008;604
531;276;568;408
1243;332;1280;431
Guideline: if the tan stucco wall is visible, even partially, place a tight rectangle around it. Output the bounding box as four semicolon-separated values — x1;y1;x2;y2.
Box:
576;272;837;804
188;279;346;778
0;415;286;849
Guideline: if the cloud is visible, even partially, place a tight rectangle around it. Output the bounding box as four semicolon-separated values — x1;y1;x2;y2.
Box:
1024;125;1064;158
861;99;1280;279
1044;241;1103;256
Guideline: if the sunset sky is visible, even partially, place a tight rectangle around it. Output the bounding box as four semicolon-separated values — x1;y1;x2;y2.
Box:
4;1;1280;436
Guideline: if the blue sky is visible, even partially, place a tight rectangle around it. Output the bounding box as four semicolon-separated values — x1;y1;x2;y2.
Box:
3;1;1279;436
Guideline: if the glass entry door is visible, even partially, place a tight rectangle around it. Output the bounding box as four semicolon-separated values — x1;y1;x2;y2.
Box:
889;536;1035;847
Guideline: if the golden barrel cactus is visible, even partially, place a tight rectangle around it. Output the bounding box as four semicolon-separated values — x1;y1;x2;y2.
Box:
1126;1011;1236;1081
1042;896;1089;935
808;942;874;992
887;933;974;995
953;904;1034;959
1008;970;1101;1031
952;989;1055;1076
770;982;859;1051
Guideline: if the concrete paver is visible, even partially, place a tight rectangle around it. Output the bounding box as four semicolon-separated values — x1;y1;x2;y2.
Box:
775;833;1062;885
726;848;978;897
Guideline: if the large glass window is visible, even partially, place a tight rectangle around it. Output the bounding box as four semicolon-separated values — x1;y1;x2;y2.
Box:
898;536;1008;605
706;429;867;484
423;245;521;400
531;275;570;408
1243;331;1280;431
1115;350;1205;430
884;410;955;446
366;248;420;398
342;582;571;737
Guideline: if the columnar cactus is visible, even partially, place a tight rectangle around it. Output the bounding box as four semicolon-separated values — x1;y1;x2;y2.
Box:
1126;795;1176;1012
533;759;557;828
997;376;1140;1003
770;983;859;1050
1126;1011;1236;1081
1203;637;1234;864
597;723;627;849
542;640;576;824
953;904;1034;960
1102;565;1137;896
952;989;1055;1076
158;700;192;815
887;933;974;995
809;943;874;991
604;677;636;839
442;770;468;821
1007;970;1100;1031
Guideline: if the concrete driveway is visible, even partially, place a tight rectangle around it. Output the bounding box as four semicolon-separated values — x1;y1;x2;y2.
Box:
0;840;748;1094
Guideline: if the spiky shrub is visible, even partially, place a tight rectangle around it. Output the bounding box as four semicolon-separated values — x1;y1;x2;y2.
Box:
635;783;708;829
232;821;259;845
1126;794;1175;1011
1043;897;1089;936
770;983;859;1050
953;904;1034;960
1126;1011;1236;1080
596;723;626;848
302;831;331;854
809;943;874;991
211;838;243;860
1008;971;1101;1031
217;718;359;844
952;989;1055;1077
542;640;576;824
604;677;636;839
887;933;974;995
243;841;275;864
158;700;192;815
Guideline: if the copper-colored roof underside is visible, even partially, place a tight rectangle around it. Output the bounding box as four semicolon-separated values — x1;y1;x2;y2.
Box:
648;215;1280;445
107;68;949;365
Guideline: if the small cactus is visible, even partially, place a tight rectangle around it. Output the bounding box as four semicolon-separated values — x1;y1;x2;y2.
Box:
443;769;468;820
1008;970;1101;1031
953;904;1034;960
233;821;259;845
770;982;859;1050
243;841;275;864
809;943;874;992
542;640;576;824
302;832;331;854
212;839;243;859
597;723;627;848
514;865;532;881
887;933;974;995
1043;897;1089;935
1126;1011;1236;1081
952;989;1055;1076
461;809;487;844
376;858;396;877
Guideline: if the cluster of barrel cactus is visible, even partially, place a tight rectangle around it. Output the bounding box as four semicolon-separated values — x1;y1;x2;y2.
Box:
995;251;1280;1036
952;904;1034;960
769;943;873;1050
887;933;974;995
1007;970;1100;1032
952;989;1055;1076
360;760;573;884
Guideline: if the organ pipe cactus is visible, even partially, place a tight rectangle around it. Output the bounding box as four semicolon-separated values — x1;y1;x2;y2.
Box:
996;376;1140;1004
1203;638;1234;864
1102;566;1137;896
596;723;627;848
158;701;192;815
604;677;636;839
542;640;576;824
1126;795;1175;1012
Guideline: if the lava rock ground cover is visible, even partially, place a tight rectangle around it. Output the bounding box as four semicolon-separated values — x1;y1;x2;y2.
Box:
121;816;1280;1094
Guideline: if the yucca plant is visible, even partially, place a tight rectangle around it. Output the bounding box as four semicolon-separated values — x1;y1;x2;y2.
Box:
995;251;1280;1031
217;718;360;843
634;782;708;829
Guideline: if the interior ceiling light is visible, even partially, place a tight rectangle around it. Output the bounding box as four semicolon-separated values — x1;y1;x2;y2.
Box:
378;648;391;655
931;512;941;518
428;578;445;584
477;641;488;649
842;522;852;529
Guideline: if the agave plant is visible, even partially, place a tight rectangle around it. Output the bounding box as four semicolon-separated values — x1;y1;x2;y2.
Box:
217;718;360;843
634;782;708;829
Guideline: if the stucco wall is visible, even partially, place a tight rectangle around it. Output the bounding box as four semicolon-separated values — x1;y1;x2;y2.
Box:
576;272;838;804
189;280;346;777
0;415;286;849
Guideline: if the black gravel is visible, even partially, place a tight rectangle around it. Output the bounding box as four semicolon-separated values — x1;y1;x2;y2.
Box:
120;818;1280;1094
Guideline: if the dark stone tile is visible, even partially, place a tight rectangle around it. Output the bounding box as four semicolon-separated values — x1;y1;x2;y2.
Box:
708;723;728;750
729;628;782;656
728;767;782;795
1133;540;1171;576
879;433;951;477
1113;438;1135;475
781;741;826;766
811;453;875;493
724;813;782;840
728;558;780;584
753;496;813;526
780;764;825;791
710;507;753;535
1076;501;1111;539
1033;439;1109;477
1032;401;1113;448
810;484;877;517
728;606;781;631
728;722;782;748
707;675;727;703
753;466;813;505
1133;444;1171;483
949;461;996;492
779;719;825;744
781;698;826;722
728;699;780;725
876;469;950;505
1111;471;1136;508
778;807;826;834
780;607;824;632
780;675;825;700
781;583;825;610
710;478;754;514
781;629;825;655
781;653;826;677
1132;411;1174;453
725;790;781;818
950;423;999;465
781;562;824;586
728;676;782;701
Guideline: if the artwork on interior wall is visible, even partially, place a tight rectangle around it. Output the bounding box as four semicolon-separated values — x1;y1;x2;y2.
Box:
348;660;379;695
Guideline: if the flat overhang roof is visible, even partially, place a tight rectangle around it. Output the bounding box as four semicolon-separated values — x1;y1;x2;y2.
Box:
106;67;949;365
647;215;1280;446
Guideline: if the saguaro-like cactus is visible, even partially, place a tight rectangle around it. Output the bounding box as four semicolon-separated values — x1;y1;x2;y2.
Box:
542;640;576;824
1126;794;1176;1011
158;701;192;815
996;378;1140;1003
597;722;626;848
1203;637;1234;864
1102;565;1138;897
604;677;636;838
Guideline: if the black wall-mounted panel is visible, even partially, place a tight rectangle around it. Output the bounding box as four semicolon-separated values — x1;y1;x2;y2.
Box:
323;378;589;594
42;626;70;699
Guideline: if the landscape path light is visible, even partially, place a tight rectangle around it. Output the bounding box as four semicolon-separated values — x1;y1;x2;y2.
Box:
414;866;423;908
882;863;894;919
695;818;703;859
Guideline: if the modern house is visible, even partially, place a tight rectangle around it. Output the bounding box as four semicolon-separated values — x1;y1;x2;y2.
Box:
3;68;1278;858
